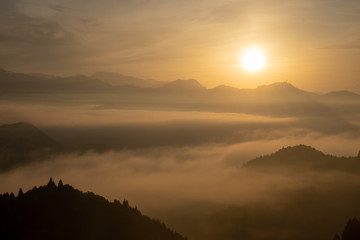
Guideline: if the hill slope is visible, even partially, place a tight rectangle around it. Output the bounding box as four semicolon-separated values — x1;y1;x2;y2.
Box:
0;179;186;240
0;122;60;171
244;145;360;173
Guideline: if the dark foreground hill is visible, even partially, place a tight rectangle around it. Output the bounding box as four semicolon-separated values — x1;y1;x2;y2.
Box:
244;145;360;173
0;179;186;240
333;217;360;240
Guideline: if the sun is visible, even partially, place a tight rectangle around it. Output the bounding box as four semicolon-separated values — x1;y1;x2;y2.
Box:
240;47;266;72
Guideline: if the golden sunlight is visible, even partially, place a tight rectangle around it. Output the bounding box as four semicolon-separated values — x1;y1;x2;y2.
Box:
240;47;266;72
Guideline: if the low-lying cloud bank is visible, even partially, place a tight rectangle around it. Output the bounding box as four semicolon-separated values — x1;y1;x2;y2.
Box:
1;133;360;240
1;102;359;150
1;102;360;240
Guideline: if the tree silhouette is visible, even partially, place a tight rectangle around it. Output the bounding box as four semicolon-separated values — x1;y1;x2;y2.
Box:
18;188;23;197
333;233;341;240
58;179;63;188
0;179;187;240
342;218;360;240
48;177;56;187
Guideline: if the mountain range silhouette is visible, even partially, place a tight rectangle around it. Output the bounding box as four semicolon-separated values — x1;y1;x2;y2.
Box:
91;71;165;88
1;68;360;100
1;68;360;121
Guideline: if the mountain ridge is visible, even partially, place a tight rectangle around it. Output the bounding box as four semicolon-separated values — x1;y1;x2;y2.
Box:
1;68;360;119
1;68;359;95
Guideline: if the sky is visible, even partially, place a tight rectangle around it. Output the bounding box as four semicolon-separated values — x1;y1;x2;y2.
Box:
1;0;360;92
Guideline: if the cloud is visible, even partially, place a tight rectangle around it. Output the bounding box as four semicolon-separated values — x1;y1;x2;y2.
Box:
0;1;90;73
48;4;67;12
0;101;359;151
0;0;206;74
0;100;359;239
0;1;73;45
1;133;360;240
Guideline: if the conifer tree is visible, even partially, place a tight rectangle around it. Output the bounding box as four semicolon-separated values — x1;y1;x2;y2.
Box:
48;178;56;188
58;179;63;188
18;188;24;197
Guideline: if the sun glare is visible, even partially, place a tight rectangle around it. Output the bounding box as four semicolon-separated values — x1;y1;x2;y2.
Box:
240;47;266;72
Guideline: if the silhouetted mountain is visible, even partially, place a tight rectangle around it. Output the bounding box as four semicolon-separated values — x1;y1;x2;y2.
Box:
209;85;242;94
254;82;317;100
322;90;360;102
2;68;360;100
244;145;360;173
51;75;113;93
0;122;60;171
0;179;186;240
92;72;165;88
0;69;112;93
256;82;301;93
160;79;205;91
28;72;58;79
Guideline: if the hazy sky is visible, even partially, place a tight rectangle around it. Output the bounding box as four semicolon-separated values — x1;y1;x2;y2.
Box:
1;0;360;91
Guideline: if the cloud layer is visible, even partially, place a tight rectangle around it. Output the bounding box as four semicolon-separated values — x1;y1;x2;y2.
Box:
1;99;360;239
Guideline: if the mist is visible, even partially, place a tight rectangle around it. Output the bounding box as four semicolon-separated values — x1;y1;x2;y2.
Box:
1;92;360;239
1;129;360;239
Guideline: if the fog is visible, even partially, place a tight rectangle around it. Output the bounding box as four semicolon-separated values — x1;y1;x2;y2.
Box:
1;101;360;240
1;135;360;239
1;102;359;150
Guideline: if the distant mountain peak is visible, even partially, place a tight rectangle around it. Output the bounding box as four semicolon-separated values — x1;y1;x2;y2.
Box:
253;82;317;100
272;144;324;157
244;144;334;170
162;79;205;90
256;82;299;91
